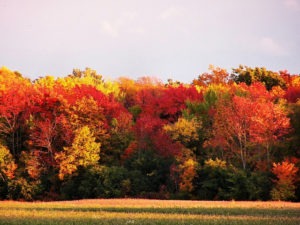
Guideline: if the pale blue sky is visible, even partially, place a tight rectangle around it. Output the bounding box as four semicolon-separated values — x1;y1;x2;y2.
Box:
1;0;299;83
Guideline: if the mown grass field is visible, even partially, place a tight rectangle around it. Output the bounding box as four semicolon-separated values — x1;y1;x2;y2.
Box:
0;199;299;225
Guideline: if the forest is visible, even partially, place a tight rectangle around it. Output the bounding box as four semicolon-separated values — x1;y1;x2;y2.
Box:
0;65;299;201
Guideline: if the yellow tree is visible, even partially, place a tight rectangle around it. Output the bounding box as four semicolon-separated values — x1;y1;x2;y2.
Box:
163;117;201;148
0;66;31;91
117;77;140;107
0;143;17;182
33;76;56;89
66;97;107;135
164;118;200;192
57;68;123;99
178;148;197;192
55;126;101;180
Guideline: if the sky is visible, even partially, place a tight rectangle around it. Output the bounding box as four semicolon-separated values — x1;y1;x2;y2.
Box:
0;0;300;83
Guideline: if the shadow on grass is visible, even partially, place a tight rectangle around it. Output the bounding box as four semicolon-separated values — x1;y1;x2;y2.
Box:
1;206;299;217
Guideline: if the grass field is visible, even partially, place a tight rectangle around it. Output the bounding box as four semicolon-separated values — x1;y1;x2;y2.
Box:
0;199;299;225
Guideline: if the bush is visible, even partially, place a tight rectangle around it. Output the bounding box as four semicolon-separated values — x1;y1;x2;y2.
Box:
225;169;249;200
271;160;298;201
101;166;130;198
7;178;42;201
0;179;8;199
60;166;104;200
124;150;173;194
60;166;136;199
226;170;272;200
247;171;272;200
271;180;297;201
194;158;231;200
194;159;273;200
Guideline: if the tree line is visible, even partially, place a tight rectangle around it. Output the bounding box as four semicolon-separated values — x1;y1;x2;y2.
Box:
0;65;299;201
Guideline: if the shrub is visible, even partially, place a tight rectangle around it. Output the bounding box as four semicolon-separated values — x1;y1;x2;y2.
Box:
194;158;231;200
7;178;42;201
271;160;298;201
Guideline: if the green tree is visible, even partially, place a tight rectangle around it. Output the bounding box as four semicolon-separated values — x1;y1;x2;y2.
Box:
231;65;286;90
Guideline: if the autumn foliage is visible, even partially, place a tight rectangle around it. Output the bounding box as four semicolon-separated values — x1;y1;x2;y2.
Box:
271;160;299;200
0;66;299;201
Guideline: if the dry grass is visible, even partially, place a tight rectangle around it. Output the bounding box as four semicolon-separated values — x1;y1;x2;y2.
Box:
2;198;299;208
0;199;299;225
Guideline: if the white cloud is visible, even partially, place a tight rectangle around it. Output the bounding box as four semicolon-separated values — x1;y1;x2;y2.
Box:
260;37;288;56
99;11;142;38
283;0;300;11
122;11;137;21
100;21;119;38
160;6;184;20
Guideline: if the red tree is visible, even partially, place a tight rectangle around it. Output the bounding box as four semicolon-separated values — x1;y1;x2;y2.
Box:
209;83;291;170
